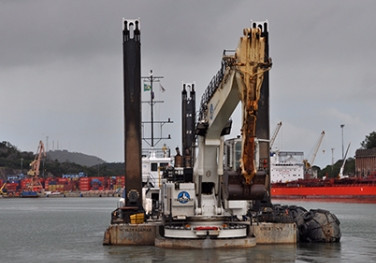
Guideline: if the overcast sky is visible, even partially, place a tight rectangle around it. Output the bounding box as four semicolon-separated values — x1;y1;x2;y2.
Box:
1;0;375;168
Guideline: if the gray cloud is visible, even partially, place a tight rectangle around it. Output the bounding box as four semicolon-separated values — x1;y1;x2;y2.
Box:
1;0;375;168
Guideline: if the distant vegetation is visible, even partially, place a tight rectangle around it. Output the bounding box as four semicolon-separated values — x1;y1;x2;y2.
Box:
318;130;376;179
361;131;376;149
3;130;375;181
0;141;125;180
318;158;355;179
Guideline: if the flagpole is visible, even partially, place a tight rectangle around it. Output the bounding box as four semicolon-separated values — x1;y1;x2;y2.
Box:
150;70;154;147
142;70;163;147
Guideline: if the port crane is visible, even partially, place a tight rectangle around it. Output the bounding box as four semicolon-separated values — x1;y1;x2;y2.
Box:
303;130;325;178
339;142;351;178
0;182;7;197
309;130;325;166
270;121;282;150
24;140;46;194
27;140;46;177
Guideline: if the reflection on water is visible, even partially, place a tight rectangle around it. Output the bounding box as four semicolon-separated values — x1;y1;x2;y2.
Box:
105;244;298;263
0;198;375;263
297;243;342;263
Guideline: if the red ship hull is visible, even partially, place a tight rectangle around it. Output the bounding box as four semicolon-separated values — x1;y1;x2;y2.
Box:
271;177;376;201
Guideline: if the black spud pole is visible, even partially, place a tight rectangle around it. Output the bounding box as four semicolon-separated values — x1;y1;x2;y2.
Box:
123;19;143;213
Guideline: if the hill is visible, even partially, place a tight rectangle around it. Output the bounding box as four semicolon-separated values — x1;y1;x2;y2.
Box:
47;150;105;167
0;141;124;179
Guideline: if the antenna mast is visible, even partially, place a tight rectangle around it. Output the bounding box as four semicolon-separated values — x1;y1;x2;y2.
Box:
141;70;172;149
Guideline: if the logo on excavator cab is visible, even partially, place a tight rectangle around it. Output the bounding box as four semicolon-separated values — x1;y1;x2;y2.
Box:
177;191;190;204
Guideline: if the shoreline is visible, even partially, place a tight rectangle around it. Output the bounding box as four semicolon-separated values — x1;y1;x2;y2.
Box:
1;190;122;198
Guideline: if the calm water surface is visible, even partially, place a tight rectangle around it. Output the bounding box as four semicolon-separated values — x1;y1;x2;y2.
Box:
0;197;375;262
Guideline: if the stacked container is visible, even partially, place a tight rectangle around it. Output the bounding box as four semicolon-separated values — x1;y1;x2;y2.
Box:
114;176;125;189
5;182;19;193
106;177;116;190
90;177;105;190
57;177;70;192
79;177;90;191
45;178;57;192
20;178;31;190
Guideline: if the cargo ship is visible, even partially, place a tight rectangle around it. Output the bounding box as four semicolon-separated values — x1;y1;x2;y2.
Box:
271;176;376;201
270;148;376;201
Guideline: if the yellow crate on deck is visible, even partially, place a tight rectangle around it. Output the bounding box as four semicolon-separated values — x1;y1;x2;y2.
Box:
130;213;144;224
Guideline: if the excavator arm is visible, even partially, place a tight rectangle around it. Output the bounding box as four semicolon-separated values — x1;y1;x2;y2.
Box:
237;27;272;184
196;24;271;193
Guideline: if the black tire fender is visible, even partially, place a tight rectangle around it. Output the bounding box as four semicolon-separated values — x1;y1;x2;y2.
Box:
303;211;313;221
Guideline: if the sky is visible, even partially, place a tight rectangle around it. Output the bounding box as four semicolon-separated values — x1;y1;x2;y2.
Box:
1;0;375;168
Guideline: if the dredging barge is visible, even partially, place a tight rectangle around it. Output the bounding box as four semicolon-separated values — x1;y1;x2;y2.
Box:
103;19;340;248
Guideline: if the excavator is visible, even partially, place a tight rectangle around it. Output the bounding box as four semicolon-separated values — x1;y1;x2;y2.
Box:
159;22;272;240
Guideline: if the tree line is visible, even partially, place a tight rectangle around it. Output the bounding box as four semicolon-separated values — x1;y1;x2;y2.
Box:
0;141;125;179
2;131;376;180
318;131;376;178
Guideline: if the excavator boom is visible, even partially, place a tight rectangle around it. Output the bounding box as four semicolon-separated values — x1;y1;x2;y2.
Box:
196;23;271;190
237;27;272;184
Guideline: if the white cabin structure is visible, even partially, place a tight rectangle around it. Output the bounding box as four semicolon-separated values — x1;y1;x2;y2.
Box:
270;151;304;183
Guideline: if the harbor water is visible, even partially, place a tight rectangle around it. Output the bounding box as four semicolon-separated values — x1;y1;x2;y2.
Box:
0;197;375;263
